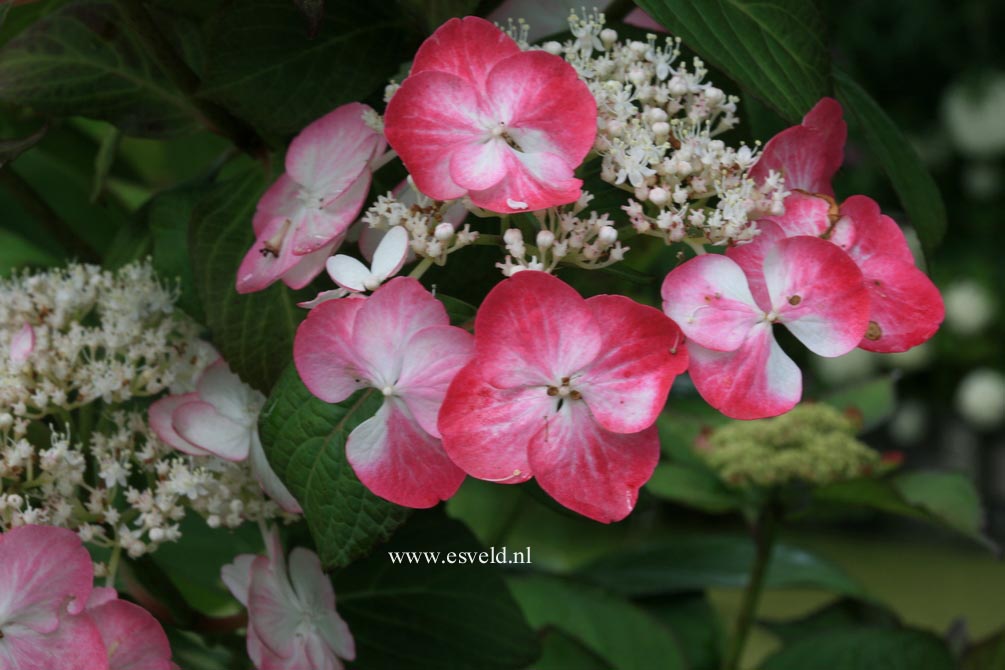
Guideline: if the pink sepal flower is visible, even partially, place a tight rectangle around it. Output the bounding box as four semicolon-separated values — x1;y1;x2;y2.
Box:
148;360;302;514
384;17;597;213
663;237;870;419
237;103;386;293
87;597;177;670
750;97;846;197
294;277;473;508
439;271;688;523
221;528;355;670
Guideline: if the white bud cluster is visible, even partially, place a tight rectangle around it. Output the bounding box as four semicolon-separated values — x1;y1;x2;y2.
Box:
361;186;478;263
495;191;628;277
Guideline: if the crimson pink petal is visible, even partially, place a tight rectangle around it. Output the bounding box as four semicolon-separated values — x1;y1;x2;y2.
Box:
148;393;209;456
0;525;94;631
660;254;763;352
468;149;583;213
0;611;108;670
346;400;465;508
89;600;174;670
688;324;802;420
726;220;787;310
760;190;831;238
578;295;689;433
395;325;475;438
765;236;870;357
439;363;549;484
856;254;944;352
384;70;484;201
829;195;914;266
410;16;521;89
294;296;368;404
529;403;659;523
750;97;846;196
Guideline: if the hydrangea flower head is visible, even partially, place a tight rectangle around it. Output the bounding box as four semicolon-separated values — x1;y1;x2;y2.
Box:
384;16;597;213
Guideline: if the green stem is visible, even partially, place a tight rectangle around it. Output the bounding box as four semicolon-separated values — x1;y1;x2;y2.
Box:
105;542;123;589
723;503;778;670
113;0;266;159
0;169;100;262
407;257;435;280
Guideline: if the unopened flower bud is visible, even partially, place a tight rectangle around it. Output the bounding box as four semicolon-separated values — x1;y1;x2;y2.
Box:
536;230;555;249
652;121;671;138
543;41;563;55
597;226;618;245
648;187;670;206
600;28;618;46
434;223;455;241
503;228;523;245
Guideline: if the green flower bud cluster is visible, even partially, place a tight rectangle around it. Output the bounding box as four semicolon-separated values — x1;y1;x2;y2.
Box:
701;404;881;488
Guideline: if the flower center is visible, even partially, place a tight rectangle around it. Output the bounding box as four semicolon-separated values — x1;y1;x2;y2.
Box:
489;121;520;149
546;377;582;402
297;186;326;211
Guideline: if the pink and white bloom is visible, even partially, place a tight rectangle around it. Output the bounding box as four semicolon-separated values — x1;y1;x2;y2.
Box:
8;323;34;366
237;103;387;293
438;271;689;523
746;98;944;353
222;528;355;670
0;526;105;670
294;277;473;507
384;16;597;213
86;592;176;670
663;236;871;420
149;360;302;514
326;225;409;293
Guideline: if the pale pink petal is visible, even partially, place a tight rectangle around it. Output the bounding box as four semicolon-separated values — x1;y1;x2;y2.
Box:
409;16;521;89
750;97;846;196
759;190;831;237
172;402;252;462
326;254;373;292
85;588;118;610
486;50;596;166
856;254;944;353
449;139;510;191
660;254;763;352
468;149;583;213
439;363;549;484
725;220;787;310
220;555;257;607
9;323;34;365
577;295;689;434
529;403;660;523
293;297;369;403
281;236;341;290
395;325;475;438
253;174;300;238
687;323;802;420
290;169;371;255
249;433;302;514
287;549;335;613
764;236;870;357
0;611;107;670
384;71;484;201
346;400;465;508
248;556;299;659
148;393;210;456
625;8;667;32
89;600;174;670
317;610;356;663
236;215;303;294
0;525;94;630
370;225;409;281
829;195;914;266
472;271;602;387
350;278;449;386
297;289;347;310
196;361;259;424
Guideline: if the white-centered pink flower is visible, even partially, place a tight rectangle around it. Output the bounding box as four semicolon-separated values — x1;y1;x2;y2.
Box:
384;16;597;213
294;277;473;508
221;527;355;670
662;236;871;420
438;271;689;523
747;98;944;352
326;225;409;293
237;103;387;294
149;360;302;514
8;323;34;366
0;526;175;670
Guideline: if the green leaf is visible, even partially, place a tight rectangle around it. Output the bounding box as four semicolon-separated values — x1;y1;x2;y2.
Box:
535;629;611;670
834;70;946;256
820;376;896;432
148;183;213;321
508;575;688;670
963;628;1005;670
189;165;310;392
201;0;404;138
0;228;59;276
291;0;325;38
0;122;46;168
633;0;831;123
643;593;725;670
259;365;410;569
761;628;955;670
89;125;121;202
164;628;234;670
398;0;480;36
336;511;540;670
645;462;742;513
436;293;477;326
762;597;900;645
0;0;200;137
575;535;866;597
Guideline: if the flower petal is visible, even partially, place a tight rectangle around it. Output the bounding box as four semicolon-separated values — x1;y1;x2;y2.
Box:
346;400;465;508
856;254;944;353
0;610;107;670
395;325;474;438
439;363;549;484
148;393;210;456
293;296;369;403
725;220;787;310
409;16;521;89
660;253;763;352
172;402;252;462
688;323;802;420
370;224;409;281
449;138;510;191
220;555;257;608
577;295;689;433
290;169;372;255
280;236;341;290
89;599;174;670
326;254;373;293
248;556;299;659
829;195;915;266
750;97;846;196
236;215;303;294
0;526;94;630
252;174;300;238
468;149;583;213
759;190;831;237
196;360;260;425
249;432;302;514
529;402;659;523
765;236;870;357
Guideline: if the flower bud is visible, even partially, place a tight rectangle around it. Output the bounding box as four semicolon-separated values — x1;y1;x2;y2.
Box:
434;223;455;241
648;187;670;206
597;226;618;245
536;230;556;250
